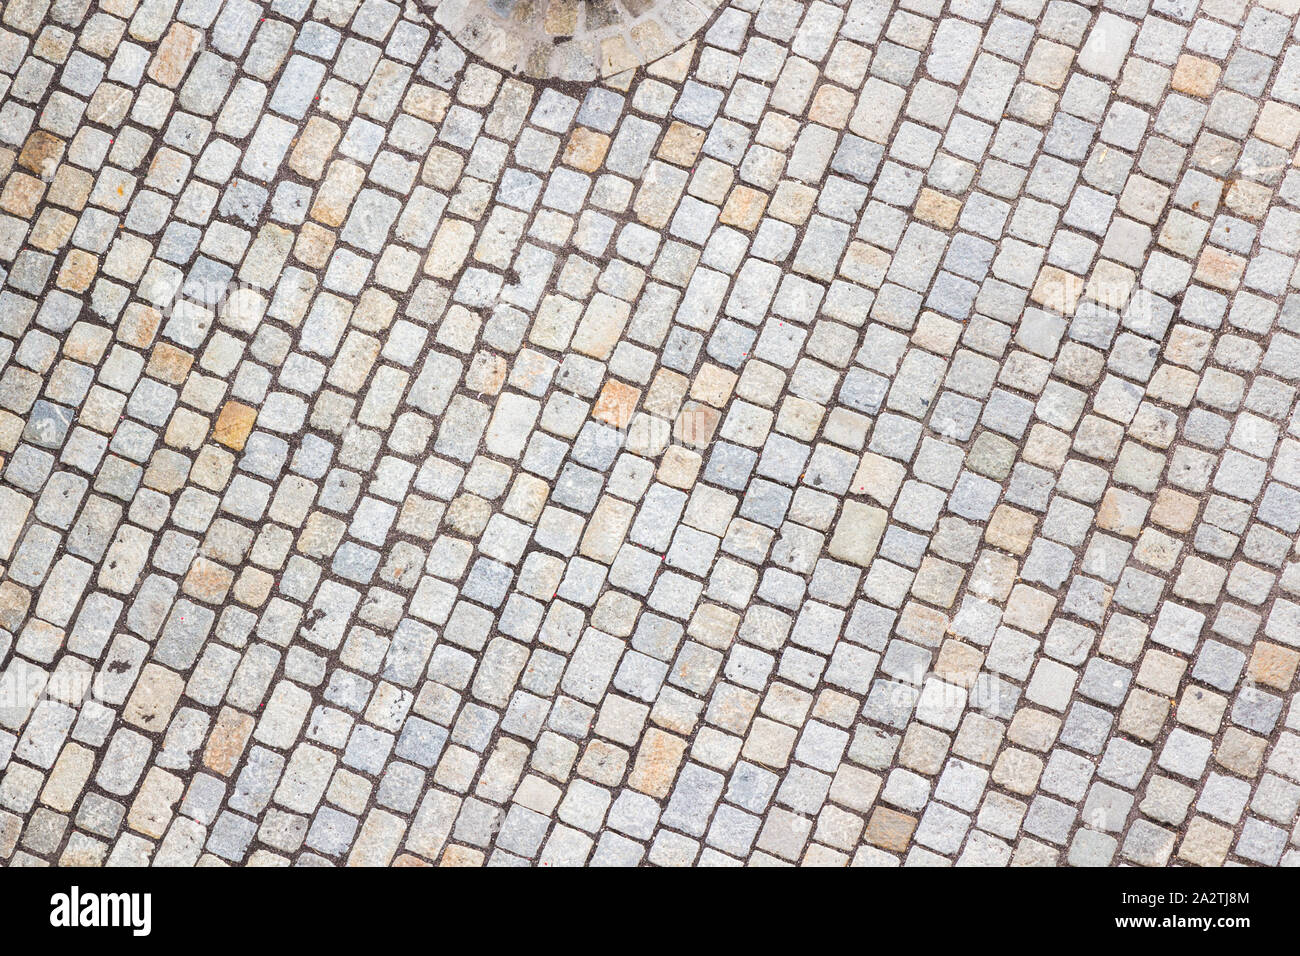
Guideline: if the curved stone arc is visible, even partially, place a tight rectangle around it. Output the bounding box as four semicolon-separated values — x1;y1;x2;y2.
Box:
418;0;724;81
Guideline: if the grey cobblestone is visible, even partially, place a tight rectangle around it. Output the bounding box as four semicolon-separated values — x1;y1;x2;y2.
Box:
1;0;1299;869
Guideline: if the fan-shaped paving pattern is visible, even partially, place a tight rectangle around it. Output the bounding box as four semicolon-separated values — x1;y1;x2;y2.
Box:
425;0;723;79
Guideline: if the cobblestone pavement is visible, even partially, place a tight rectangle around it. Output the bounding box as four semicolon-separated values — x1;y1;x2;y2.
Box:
2;0;1300;868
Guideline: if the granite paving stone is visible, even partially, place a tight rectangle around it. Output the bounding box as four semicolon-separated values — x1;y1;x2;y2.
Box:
1;0;1300;869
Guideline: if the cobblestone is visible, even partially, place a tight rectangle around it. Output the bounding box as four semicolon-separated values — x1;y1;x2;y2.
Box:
2;0;1300;869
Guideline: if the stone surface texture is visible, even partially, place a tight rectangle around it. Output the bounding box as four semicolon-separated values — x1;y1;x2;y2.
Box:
427;0;724;80
1;0;1300;868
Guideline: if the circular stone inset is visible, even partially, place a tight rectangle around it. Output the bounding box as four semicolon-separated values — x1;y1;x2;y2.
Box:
425;0;723;81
